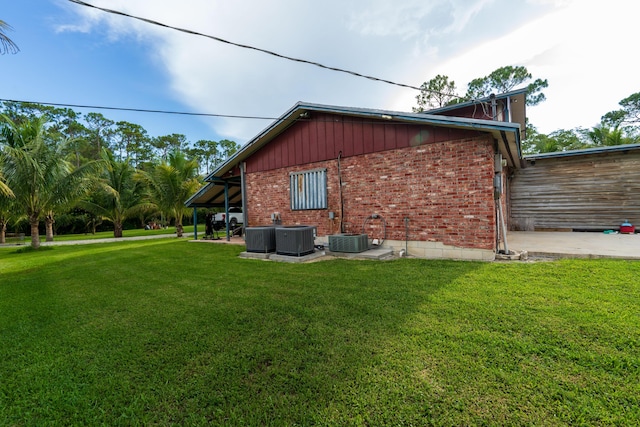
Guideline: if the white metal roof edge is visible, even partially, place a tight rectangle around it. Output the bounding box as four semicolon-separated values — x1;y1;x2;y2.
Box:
524;143;640;160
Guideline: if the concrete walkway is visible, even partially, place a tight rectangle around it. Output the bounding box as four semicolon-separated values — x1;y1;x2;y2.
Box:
6;231;639;260
4;233;196;247
508;231;640;260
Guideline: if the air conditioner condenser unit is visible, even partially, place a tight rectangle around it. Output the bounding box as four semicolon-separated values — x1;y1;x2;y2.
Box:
328;233;369;253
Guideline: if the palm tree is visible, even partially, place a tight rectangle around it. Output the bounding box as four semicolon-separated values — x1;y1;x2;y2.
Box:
0;20;19;55
0;195;22;244
0;115;96;248
79;151;150;238
137;151;201;237
585;124;630;147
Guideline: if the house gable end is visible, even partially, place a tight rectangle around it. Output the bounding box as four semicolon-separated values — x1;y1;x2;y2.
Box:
245;112;486;173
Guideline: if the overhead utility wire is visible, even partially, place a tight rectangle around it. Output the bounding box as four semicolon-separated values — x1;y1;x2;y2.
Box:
68;0;425;92
0;98;276;120
1;98;473;127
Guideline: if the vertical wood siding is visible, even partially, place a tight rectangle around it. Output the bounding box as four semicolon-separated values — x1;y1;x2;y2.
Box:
510;151;640;230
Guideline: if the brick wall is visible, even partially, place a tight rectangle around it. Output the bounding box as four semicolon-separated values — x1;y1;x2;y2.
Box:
245;136;497;251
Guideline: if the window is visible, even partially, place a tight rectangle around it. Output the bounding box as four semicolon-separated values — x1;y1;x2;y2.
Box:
290;168;327;210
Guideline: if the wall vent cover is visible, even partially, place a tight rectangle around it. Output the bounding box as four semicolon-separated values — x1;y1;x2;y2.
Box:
328;234;369;253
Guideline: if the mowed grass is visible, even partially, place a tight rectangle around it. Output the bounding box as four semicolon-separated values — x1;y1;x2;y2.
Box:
0;240;638;426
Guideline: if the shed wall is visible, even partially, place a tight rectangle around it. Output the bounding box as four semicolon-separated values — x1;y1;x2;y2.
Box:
510;150;640;230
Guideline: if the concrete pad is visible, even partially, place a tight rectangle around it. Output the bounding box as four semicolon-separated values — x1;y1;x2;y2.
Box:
326;247;394;260
508;231;640;260
268;250;328;263
239;251;272;260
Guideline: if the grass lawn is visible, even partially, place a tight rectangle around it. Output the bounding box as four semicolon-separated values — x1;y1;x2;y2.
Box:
1;240;638;425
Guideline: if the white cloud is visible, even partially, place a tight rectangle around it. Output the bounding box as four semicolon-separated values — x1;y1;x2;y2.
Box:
62;0;640;142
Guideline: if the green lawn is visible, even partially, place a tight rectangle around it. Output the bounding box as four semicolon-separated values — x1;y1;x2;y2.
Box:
1;241;638;425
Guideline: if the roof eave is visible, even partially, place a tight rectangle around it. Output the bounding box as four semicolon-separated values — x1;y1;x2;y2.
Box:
207;102;524;179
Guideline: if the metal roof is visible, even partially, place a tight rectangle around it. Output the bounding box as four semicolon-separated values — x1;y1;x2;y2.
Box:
523;143;640;160
186;101;523;208
185;177;242;208
206;101;523;179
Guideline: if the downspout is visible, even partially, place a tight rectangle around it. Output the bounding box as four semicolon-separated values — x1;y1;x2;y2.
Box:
337;151;345;233
491;95;509;254
490;93;497;120
193;208;198;240
505;95;511;122
494;153;509;254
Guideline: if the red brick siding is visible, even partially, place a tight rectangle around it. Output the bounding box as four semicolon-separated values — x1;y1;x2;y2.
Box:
245;136;497;250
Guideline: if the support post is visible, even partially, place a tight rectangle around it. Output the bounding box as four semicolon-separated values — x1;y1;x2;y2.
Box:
224;181;230;241
193;208;198;240
240;162;248;230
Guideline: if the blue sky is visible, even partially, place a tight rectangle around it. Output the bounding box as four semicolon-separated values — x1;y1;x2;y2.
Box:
2;0;639;146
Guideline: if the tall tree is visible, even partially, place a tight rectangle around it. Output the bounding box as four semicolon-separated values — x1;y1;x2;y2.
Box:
85;112;115;158
193;139;219;174
602;92;640;131
152;133;188;161
218;139;240;162
465;65;548;106
413;74;459;112
114;121;150;165
137;151;201;237
0;20;19;54
48;108;89;167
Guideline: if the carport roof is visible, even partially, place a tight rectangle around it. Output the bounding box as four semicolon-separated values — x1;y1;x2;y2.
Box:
186;177;241;208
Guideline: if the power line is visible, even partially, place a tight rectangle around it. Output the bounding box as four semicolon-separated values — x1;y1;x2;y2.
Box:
0;98;277;120
67;0;424;91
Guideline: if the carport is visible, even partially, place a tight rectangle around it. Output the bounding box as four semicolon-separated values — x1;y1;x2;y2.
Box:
185;176;243;241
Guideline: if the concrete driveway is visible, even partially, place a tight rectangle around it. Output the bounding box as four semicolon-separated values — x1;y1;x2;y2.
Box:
507;231;640;260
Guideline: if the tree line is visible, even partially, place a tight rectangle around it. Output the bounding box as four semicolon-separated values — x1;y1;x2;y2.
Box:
413;65;640;154
0;101;240;248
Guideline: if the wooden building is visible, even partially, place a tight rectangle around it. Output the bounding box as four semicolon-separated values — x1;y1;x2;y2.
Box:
510;144;640;231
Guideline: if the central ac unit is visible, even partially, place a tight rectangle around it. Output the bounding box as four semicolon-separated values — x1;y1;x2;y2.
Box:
275;226;315;256
328;234;369;253
245;226;276;253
